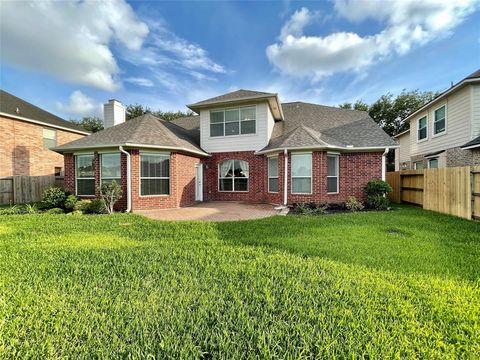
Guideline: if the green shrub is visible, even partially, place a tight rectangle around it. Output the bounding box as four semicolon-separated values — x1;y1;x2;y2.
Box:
86;199;107;214
364;180;392;197
46;207;64;214
294;202;328;216
66;210;83;216
99;180;123;214
345;196;364;212
42;187;67;209
74;200;92;213
24;203;38;214
366;195;390;211
64;195;78;211
0;205;24;215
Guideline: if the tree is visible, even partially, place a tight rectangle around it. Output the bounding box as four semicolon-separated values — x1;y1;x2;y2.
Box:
99;180;123;214
126;104;151;120
70;116;104;133
152;110;195;121
126;104;194;121
338;100;369;111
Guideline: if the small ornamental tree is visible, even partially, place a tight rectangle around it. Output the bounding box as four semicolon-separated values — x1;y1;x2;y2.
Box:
99;180;123;214
364;180;393;210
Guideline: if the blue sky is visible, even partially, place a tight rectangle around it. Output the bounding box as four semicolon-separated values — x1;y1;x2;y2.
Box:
1;0;479;120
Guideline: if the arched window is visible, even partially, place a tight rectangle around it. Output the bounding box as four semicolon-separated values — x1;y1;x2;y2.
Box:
219;159;249;192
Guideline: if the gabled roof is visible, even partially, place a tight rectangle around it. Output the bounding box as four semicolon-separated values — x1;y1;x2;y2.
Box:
461;135;480;150
0;89;89;135
257;102;396;153
53;113;208;156
404;68;480;123
187;89;284;120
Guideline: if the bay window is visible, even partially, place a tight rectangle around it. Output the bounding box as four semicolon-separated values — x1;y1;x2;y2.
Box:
418;116;427;141
76;154;95;196
291;153;312;194
100;153;121;185
327;154;339;193
219;159;249;192
268;156;279;193
433;105;446;135
140;153;170;196
210;106;256;137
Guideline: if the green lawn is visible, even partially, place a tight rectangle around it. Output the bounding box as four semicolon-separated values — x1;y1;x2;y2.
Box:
1;205;479;358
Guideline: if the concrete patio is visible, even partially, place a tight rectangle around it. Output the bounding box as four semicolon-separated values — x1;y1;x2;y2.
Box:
135;201;281;222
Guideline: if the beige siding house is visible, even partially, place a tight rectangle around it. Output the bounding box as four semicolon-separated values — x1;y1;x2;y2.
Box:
394;69;480;169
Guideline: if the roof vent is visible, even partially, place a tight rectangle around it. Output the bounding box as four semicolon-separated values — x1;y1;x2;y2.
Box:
103;99;125;128
346;145;354;148
15;107;20;114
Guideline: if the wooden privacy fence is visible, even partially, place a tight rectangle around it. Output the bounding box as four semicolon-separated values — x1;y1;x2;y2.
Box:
0;176;64;205
386;166;480;220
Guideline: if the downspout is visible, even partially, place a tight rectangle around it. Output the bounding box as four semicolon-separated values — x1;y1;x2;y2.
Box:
119;146;131;212
283;149;288;206
382;147;389;181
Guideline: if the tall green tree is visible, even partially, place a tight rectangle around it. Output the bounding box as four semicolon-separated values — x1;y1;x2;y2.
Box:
339;100;369;111
126;104;194;121
70;116;104;133
126;104;151;120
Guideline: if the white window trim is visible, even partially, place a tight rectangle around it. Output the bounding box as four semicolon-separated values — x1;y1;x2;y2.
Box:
139;152;171;197
327;153;340;194
100;152;121;186
268;156;279;193
218;159;249;193
417;115;428;143
75;154;95;197
209;105;257;138
428;158;439;169
291;152;312;195
432;103;447;138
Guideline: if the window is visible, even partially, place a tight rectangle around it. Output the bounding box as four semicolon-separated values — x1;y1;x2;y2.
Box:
418;116;427;141
219;159;249;192
428;158;438;169
140;153;170;196
101;153;121;185
291;153;312;194
433;105;446;135
268;156;279;193
54;167;62;177
76;154;95;195
43;128;57;149
327;154;339;193
413;161;424;170
210;106;256;137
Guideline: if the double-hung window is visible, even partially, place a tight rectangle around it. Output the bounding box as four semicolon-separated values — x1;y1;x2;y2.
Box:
418;116;427;141
291;153;312;194
43;128;57;149
210;106;256;137
219;159;249;192
327;154;339;193
268;156;279;193
413;161;424;170
433;105;446;135
140;153;170;196
76;154;95;195
428;158;438;169
100;153;121;185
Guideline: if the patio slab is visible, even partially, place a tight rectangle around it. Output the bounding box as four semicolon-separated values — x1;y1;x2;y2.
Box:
135;201;280;222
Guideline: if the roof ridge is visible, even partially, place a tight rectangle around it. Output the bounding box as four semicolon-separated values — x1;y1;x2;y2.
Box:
281;101;369;114
301;125;331;146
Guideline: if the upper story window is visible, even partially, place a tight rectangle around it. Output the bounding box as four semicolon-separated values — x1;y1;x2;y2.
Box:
210;106;256;137
433;105;446;135
100;153;121;185
43;128;57;149
76;154;95;196
291;153;312;194
219;159;249;192
418;116;427;141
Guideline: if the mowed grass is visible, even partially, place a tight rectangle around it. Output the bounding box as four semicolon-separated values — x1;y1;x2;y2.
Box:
0;206;479;358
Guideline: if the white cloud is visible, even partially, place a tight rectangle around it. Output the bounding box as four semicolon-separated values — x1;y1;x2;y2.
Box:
56;91;102;118
1;0;148;91
125;77;154;87
267;0;479;78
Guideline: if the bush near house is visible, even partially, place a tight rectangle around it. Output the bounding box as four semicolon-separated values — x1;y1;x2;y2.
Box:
1;205;479;358
364;179;393;210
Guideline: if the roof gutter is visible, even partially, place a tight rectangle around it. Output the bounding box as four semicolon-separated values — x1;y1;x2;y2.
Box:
461;143;480;150
255;144;399;155
118;146;131;213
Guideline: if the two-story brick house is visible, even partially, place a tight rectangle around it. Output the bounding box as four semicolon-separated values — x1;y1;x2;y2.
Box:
394;69;480;170
0;90;89;178
54;90;396;211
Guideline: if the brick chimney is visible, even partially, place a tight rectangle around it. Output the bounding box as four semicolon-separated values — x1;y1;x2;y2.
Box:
103;99;125;128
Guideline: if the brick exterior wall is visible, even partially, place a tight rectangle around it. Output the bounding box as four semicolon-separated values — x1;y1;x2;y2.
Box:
446;146;480;167
0;115;85;177
64;149;199;211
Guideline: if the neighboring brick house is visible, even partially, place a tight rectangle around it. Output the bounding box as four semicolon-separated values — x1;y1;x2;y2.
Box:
394;69;480;170
0;90;89;177
54;90;396;211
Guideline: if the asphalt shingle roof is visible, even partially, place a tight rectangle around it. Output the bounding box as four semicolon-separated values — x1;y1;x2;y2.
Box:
0;89;88;134
53;113;207;155
170;115;200;143
461;135;480;149
188;89;276;108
